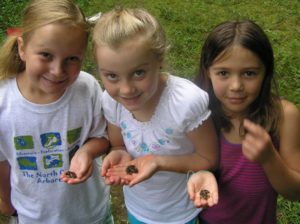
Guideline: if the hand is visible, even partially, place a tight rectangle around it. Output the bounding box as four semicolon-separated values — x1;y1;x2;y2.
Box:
106;154;158;187
187;170;218;208
242;119;276;164
101;149;132;185
60;148;93;184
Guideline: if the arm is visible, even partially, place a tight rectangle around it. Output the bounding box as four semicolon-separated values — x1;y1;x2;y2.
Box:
155;117;218;172
108;117;218;186
243;100;300;200
61;137;109;184
0;161;15;215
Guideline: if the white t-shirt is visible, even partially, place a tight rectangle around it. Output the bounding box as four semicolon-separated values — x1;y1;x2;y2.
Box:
0;71;110;224
103;74;210;224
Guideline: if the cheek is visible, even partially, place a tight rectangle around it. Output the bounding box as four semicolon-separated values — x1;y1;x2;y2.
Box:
101;81;117;96
248;80;264;97
210;79;224;99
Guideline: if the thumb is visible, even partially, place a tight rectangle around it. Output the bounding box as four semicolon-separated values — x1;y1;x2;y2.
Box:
187;181;196;200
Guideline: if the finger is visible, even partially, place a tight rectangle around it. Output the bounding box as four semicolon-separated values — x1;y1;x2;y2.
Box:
244;119;266;138
187;182;196;200
128;174;145;187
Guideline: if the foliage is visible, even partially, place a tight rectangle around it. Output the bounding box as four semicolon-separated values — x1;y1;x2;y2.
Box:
0;0;299;224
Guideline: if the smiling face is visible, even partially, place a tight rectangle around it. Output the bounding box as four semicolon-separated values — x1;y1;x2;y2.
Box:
208;45;265;117
96;36;164;119
17;23;87;103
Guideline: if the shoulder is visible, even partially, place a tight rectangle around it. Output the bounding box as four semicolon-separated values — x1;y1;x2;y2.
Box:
74;71;103;95
280;99;300;135
279;99;300;149
102;91;121;124
281;99;300;120
76;71;101;88
168;75;209;105
167;75;209;112
166;75;211;131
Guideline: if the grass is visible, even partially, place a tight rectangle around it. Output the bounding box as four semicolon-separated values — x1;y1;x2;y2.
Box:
0;0;299;224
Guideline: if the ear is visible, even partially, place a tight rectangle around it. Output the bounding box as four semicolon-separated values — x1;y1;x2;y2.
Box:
17;37;26;62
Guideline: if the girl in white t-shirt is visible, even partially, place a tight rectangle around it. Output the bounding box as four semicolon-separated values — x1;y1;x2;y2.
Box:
93;8;218;224
0;0;113;223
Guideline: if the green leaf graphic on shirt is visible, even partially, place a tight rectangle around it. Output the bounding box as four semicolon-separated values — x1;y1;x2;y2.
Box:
14;136;34;150
67;127;82;144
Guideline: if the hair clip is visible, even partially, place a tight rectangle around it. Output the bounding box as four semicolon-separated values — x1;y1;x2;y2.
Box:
86;12;102;24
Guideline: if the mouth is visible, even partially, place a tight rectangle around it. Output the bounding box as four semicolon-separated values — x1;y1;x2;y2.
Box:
120;94;141;105
227;96;245;104
43;76;67;85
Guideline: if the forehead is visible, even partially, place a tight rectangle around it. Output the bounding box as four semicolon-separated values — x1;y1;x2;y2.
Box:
26;23;87;52
213;45;261;65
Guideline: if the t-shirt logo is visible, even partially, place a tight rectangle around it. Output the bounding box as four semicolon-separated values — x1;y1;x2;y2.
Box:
14;136;34;150
40;133;62;149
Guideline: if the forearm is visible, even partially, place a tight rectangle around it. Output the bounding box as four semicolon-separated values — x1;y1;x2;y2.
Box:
263;150;300;200
0;161;15;215
82;137;110;159
0;161;11;202
155;152;217;173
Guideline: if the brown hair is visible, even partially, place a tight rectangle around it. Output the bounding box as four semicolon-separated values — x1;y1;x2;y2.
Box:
195;20;282;136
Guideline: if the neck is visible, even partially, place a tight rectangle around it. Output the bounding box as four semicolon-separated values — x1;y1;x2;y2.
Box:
132;73;167;122
222;117;245;144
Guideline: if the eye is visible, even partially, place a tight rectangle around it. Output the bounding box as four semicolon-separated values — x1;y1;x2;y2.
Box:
39;52;52;60
243;71;256;77
217;70;228;77
66;56;81;63
133;70;145;79
104;73;118;82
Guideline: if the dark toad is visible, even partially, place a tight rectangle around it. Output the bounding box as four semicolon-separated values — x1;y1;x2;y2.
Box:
199;189;210;200
65;171;77;178
126;165;138;175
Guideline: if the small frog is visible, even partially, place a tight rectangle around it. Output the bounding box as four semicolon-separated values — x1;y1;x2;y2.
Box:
199;189;210;200
126;165;138;175
65;171;77;178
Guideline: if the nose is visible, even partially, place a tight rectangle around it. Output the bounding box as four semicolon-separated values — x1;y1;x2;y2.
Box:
50;60;65;77
229;75;244;91
120;80;136;96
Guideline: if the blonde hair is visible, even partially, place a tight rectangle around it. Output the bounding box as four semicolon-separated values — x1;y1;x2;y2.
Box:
92;7;168;59
0;0;89;80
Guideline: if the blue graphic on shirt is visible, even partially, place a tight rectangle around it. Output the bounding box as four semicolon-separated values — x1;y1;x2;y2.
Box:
158;139;166;145
165;128;173;135
43;154;63;169
40;133;62;149
14;136;34;150
126;132;132;139
139;142;149;152
17;157;38;170
121;122;127;129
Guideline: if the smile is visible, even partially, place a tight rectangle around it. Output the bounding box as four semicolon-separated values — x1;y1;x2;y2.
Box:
43;77;66;84
227;97;245;104
120;94;141;104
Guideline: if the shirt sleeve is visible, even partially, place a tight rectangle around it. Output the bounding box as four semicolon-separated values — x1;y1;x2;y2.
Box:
0;151;6;161
84;73;108;139
102;91;120;126
169;77;211;133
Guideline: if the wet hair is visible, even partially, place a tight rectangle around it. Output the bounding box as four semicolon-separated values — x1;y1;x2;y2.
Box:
195;20;282;136
0;0;89;80
92;7;169;60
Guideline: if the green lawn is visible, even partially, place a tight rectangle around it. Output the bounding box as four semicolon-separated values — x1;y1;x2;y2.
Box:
0;0;299;224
